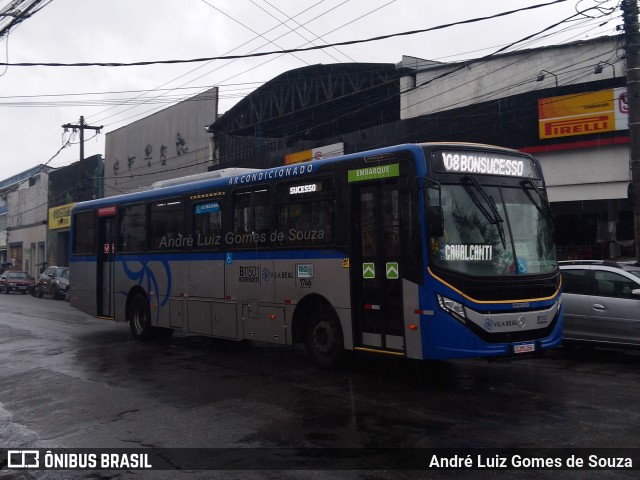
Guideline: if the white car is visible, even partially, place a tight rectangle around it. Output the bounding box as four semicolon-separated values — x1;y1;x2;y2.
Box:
560;260;640;348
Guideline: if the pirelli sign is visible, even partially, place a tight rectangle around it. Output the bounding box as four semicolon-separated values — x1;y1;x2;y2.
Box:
538;88;627;140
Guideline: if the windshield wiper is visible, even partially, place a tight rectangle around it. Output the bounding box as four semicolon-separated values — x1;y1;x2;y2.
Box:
462;176;506;248
520;178;552;219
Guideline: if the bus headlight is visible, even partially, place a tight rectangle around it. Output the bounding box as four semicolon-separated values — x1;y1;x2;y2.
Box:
436;294;466;323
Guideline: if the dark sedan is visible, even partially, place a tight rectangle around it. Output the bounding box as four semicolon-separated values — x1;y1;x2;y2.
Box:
36;266;70;300
0;271;35;294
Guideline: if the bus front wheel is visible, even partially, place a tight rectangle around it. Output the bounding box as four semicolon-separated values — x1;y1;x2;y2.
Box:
128;293;152;341
305;306;344;369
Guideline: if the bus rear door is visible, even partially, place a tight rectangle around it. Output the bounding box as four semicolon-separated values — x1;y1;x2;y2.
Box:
97;214;116;318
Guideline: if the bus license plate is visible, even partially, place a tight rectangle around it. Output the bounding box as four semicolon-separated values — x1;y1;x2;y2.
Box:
513;343;535;354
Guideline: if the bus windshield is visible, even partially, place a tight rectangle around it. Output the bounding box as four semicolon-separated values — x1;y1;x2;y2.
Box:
429;179;556;276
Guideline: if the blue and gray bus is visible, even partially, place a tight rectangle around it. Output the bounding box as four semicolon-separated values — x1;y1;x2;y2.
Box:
69;143;562;367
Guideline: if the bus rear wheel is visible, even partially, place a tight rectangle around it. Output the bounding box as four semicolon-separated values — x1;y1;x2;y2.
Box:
305;306;344;369
128;293;152;341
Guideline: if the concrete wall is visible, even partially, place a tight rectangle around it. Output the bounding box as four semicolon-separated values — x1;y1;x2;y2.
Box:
6;171;48;276
6;172;48;230
401;37;623;119
536;143;630;202
104;87;218;196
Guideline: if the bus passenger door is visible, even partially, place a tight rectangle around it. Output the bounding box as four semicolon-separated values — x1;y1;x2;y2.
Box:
351;182;405;354
97;216;116;318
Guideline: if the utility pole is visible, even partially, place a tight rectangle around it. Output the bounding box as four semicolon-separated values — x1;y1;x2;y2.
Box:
62;116;102;201
623;0;640;262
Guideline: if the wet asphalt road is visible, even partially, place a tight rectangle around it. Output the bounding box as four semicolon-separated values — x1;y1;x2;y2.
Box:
0;292;639;480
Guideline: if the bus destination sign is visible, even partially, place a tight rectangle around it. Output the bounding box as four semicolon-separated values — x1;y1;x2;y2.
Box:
97;206;117;217
433;151;538;179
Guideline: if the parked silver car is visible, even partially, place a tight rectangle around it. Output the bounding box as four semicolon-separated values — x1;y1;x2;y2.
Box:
560;260;640;347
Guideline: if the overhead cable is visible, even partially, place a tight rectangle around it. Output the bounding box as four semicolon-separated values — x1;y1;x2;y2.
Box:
0;0;570;67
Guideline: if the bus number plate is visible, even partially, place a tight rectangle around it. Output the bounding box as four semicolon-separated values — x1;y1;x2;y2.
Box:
513;343;535;354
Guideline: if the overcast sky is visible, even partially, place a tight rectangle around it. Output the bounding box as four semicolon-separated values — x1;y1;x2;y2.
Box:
0;0;621;180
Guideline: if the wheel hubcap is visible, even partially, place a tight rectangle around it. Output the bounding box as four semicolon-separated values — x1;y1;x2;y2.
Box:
133;308;147;333
313;320;336;355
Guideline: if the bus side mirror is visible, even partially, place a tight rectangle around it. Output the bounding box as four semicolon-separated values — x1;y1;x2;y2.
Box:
428;206;444;238
425;181;444;238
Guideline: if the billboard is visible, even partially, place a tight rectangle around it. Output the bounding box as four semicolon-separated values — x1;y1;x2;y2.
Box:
48;203;75;230
538;88;628;140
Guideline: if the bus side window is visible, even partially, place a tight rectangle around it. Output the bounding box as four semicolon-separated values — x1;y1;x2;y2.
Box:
149;199;184;251
277;200;333;247
276;179;333;247
232;188;271;248
120;203;147;253
193;200;222;250
72;211;96;255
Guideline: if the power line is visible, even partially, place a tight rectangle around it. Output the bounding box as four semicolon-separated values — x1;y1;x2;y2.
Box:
201;0;311;67
206;6;617;139
0;0;52;38
0;13;615;107
0;0;570;68
0;82;263;100
88;0;393;129
257;0;356;62
97;0;573;132
82;0;342;128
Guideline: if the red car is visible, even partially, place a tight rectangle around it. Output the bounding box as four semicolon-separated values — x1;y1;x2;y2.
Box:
0;271;35;295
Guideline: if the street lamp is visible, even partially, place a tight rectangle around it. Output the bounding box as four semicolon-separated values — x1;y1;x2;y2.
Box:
594;61;616;77
536;70;558;87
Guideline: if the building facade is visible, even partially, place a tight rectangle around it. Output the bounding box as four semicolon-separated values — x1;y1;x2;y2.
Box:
3;166;52;278
0;168;46;271
104;87;219;196
46;154;104;268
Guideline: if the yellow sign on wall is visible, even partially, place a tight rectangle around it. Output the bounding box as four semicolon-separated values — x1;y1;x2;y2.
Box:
49;203;76;230
538;88;627;140
284;142;344;165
